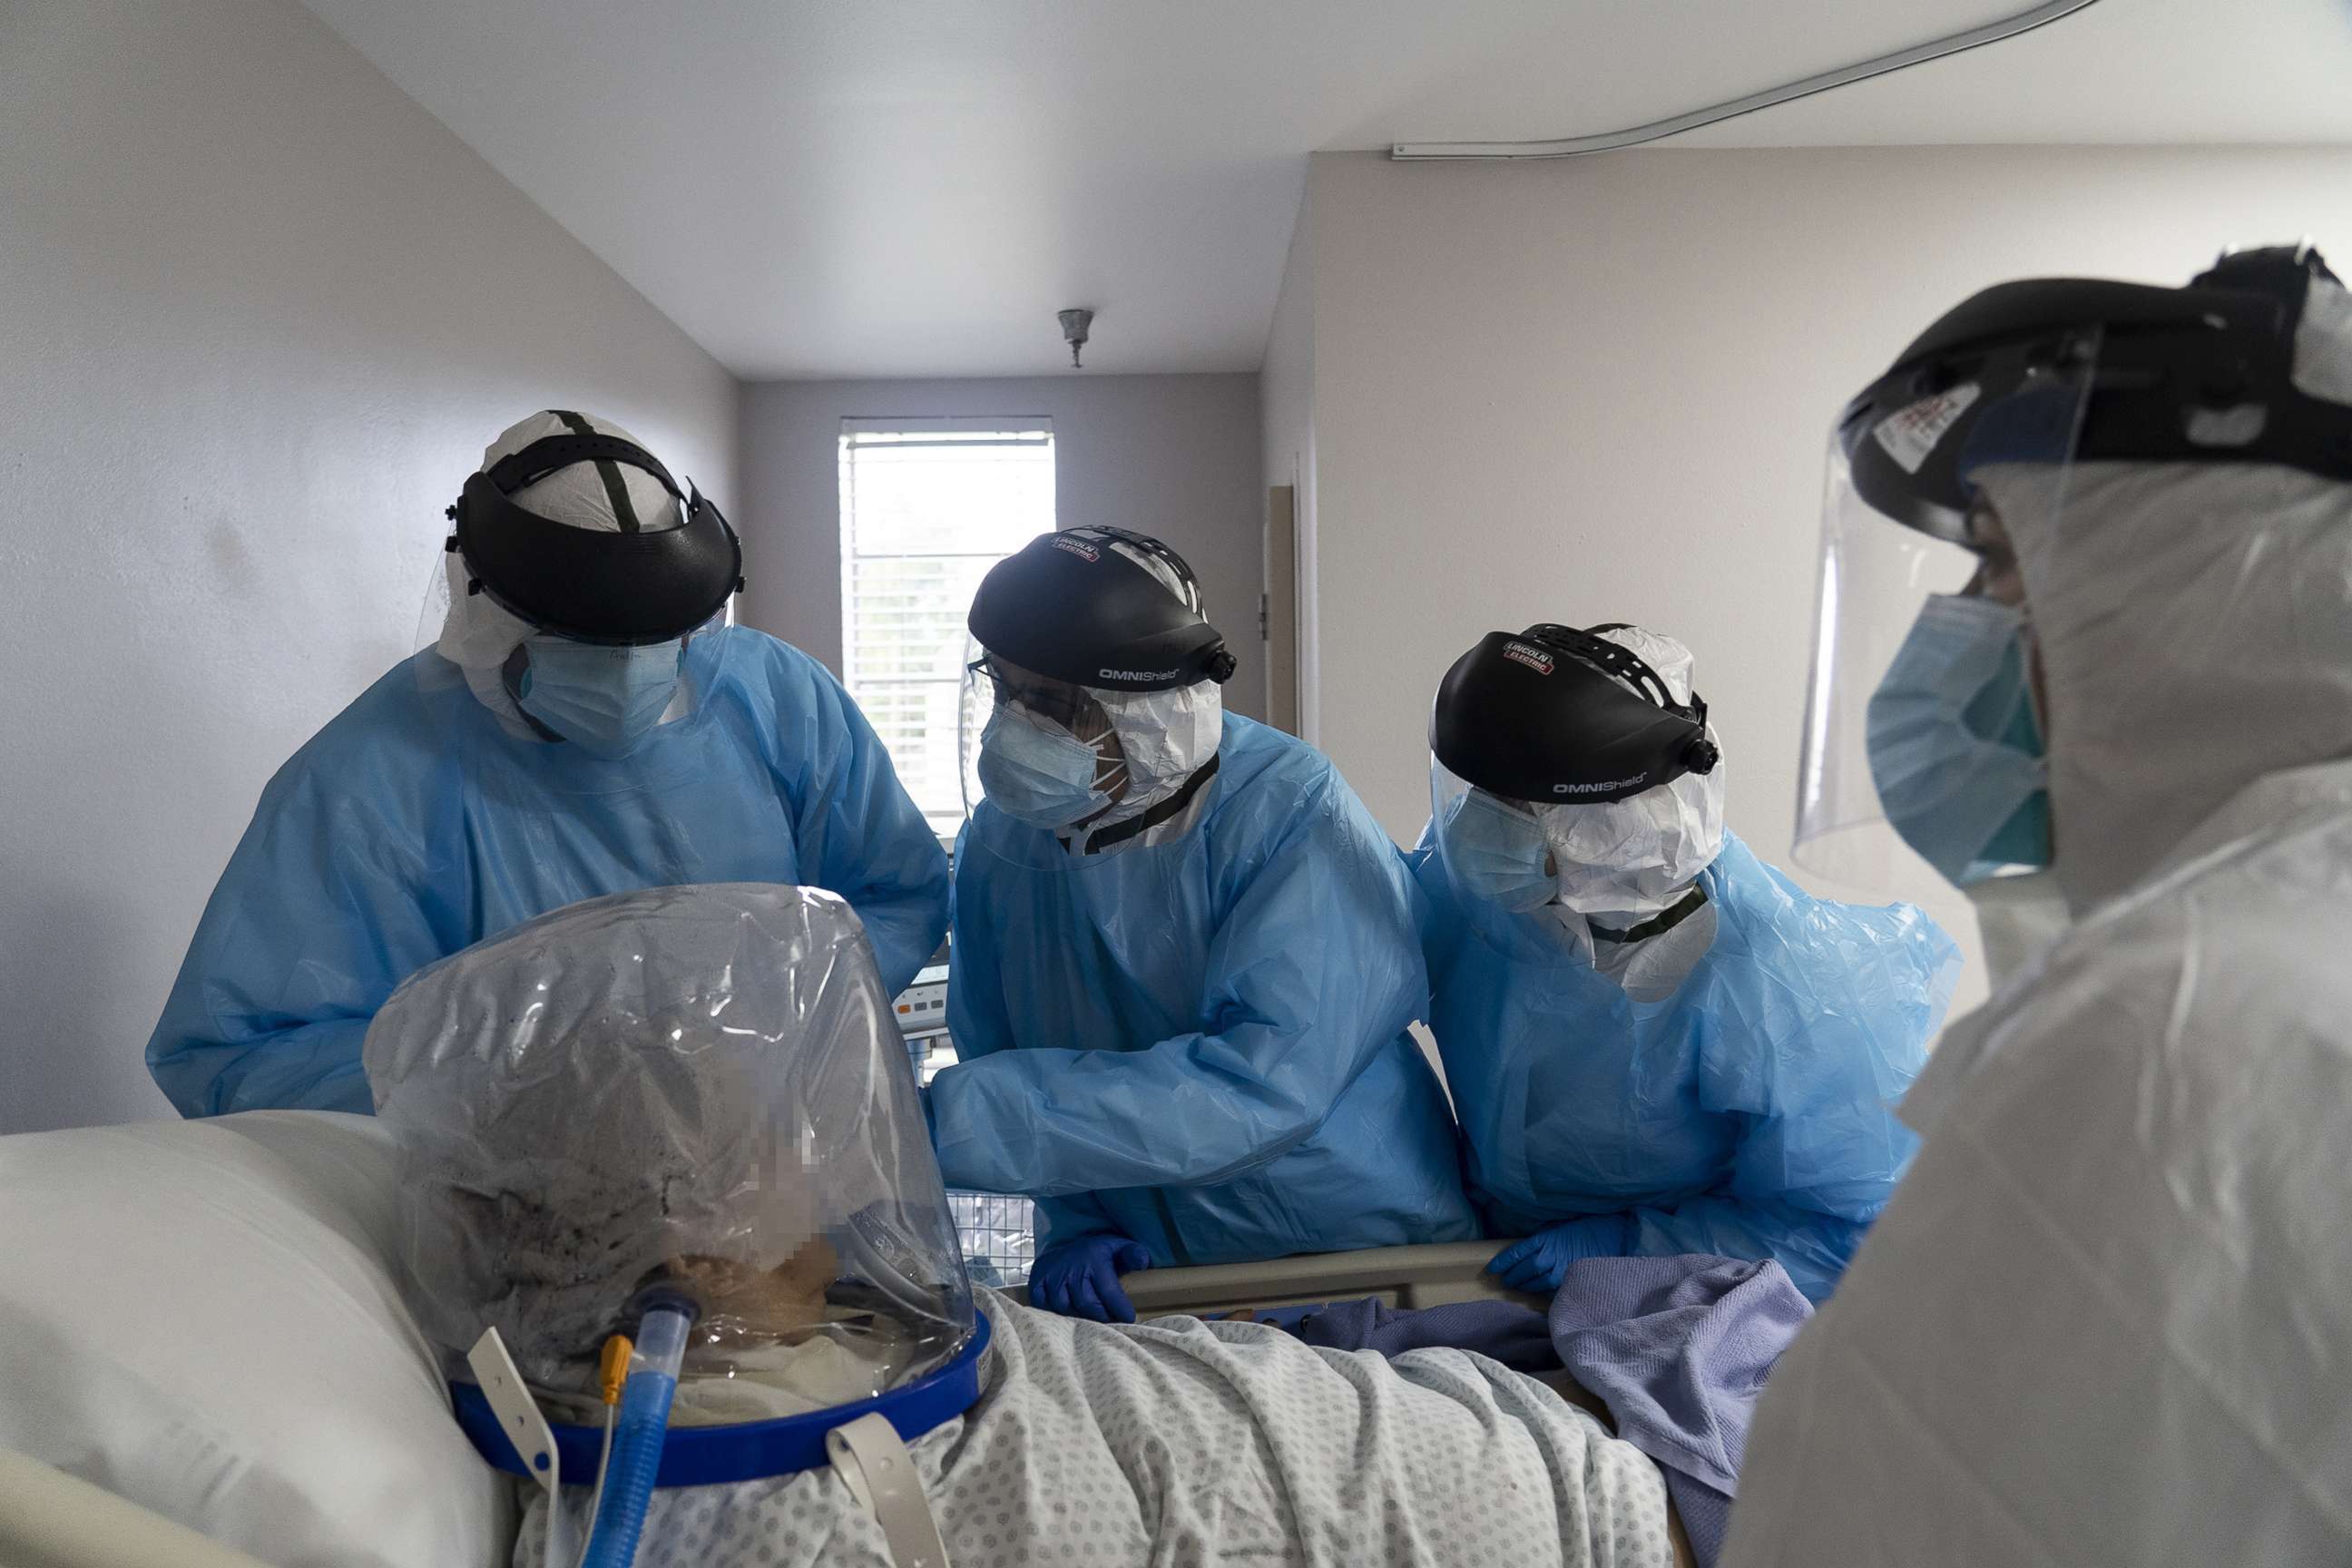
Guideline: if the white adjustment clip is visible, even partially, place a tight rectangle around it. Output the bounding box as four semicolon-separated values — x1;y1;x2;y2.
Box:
828;1412;951;1568
467;1327;573;1568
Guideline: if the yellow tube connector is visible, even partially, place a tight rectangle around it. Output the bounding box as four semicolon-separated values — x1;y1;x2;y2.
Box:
599;1335;634;1406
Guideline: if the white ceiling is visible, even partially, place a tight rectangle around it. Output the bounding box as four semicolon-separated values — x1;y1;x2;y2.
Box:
303;0;2352;380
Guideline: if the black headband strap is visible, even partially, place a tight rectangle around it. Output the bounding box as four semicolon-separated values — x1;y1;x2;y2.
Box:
1074;752;1222;855
449;469;742;645
1588;885;1711;946
483;433;682;505
1524;622;1707;727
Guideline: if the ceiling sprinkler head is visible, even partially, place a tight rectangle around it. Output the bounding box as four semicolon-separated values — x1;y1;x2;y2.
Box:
1058;308;1093;369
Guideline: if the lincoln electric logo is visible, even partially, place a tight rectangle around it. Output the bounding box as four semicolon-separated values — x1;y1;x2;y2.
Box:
1100;667;1180;681
1053;536;1102;563
1555;774;1647;795
1503;642;1554;675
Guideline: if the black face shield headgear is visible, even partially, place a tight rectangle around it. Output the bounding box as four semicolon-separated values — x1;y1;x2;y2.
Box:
967;528;1237;693
1433;623;1719;806
448;426;742;646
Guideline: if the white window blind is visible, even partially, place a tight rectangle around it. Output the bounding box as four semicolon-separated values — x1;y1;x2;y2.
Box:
839;419;1055;836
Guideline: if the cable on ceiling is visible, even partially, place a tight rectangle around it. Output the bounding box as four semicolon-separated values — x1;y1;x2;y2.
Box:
1390;0;2104;161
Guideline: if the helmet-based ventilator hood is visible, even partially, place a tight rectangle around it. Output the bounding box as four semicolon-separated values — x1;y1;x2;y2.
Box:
364;883;973;1404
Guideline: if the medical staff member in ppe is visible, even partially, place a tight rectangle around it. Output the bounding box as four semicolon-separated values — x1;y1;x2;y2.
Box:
1415;622;1959;1304
147;411;948;1117
928;526;1478;1322
1723;246;2352;1568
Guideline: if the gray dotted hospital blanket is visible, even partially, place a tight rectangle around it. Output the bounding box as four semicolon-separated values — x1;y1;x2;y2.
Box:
519;1289;1676;1567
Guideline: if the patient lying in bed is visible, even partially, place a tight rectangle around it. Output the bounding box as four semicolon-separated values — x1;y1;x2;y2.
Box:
518;1285;1681;1568
361;884;1681;1567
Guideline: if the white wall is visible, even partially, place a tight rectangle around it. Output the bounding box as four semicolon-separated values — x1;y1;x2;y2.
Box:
0;0;740;1133
1290;144;2352;1013
739;375;1267;719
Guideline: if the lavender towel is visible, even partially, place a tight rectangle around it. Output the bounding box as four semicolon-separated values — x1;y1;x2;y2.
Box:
1548;1254;1813;1568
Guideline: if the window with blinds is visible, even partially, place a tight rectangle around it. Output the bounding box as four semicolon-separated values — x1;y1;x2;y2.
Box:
839;418;1056;837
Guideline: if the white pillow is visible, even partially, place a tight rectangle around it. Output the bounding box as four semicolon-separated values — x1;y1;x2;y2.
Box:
0;1111;514;1567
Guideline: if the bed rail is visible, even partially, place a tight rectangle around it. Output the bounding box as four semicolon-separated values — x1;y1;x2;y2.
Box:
0;1449;274;1568
1121;1240;1545;1319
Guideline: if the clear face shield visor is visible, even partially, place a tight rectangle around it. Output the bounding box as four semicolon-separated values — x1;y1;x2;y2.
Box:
1431;754;1725;921
1793;344;2096;891
956;645;1132;825
415;551;736;747
1431;760;1558;913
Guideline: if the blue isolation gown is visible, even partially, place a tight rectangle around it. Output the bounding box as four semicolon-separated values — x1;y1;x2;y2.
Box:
930;713;1479;1267
147;629;949;1117
1413;832;1959;1301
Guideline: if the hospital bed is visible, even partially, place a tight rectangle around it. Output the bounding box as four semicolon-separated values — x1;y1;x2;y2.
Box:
1;1258;1682;1568
1126;1238;1544;1318
0;1450;274;1568
946;1190;1623;1409
1130;1241;1641;1445
0;1111;1689;1567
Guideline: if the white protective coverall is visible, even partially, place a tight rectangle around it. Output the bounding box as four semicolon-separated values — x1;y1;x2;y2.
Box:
1727;436;2352;1559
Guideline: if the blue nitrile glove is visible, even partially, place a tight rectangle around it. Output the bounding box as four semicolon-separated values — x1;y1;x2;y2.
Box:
1488;1214;1636;1294
1029;1234;1153;1323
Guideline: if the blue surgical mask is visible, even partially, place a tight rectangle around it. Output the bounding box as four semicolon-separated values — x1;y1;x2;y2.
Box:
1441;789;1556;911
977;706;1111;828
1865;593;2052;887
516;636;685;760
